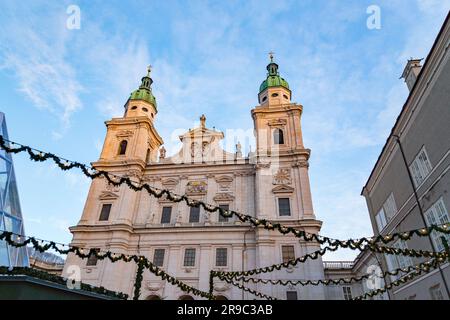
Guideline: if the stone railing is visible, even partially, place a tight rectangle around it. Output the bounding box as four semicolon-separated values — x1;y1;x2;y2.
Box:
323;261;354;269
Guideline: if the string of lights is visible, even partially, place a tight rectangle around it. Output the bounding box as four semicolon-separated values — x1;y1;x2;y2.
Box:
216;243;447;279
0;231;214;300
1;135;449;250
220;276;278;300
351;259;441;300
216;258;441;287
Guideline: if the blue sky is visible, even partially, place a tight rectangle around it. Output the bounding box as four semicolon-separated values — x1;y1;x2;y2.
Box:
0;0;449;261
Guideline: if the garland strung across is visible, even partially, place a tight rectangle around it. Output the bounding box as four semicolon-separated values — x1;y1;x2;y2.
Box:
1;135;450;250
215;243;448;280
351;258;441;300
0;231;214;300
220;276;278;301
0;266;128;299
216;258;443;287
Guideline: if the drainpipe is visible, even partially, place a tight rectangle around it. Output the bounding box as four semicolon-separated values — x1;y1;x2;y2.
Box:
392;134;450;298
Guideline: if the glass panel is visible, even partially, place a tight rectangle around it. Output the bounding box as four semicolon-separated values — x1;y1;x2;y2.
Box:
278;198;291;216
153;249;165;266
161;207;172;224
216;248;227;266
183;248;196;266
189;207;200;223
0;156;10;203
282;245;295;263
3;169;21;217
99;204;112;221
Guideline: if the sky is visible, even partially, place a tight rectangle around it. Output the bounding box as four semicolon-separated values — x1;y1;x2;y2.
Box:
0;0;449;261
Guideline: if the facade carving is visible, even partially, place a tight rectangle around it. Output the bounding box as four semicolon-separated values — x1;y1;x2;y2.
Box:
64;57;325;300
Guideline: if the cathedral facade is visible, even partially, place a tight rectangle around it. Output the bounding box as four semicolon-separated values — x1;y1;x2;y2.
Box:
63;57;326;300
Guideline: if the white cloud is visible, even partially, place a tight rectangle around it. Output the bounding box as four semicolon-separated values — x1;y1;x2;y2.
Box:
0;3;83;136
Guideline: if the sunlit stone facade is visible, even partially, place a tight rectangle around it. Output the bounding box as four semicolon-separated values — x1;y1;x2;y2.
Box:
63;60;326;300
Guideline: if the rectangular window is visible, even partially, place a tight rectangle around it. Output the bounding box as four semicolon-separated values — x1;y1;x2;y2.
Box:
429;285;444;300
160;207;172;224
99;204;112;221
189;207;200;223
386;240;413;280
409;147;432;187
153;249;165;267
425;198;450;252
278;198;291;216
218;204;229;222
216;248;228;267
86;248;100;266
281;245;295;263
383;193;397;220
286;291;298;300
343;286;352;300
375;208;387;231
183;248;196;267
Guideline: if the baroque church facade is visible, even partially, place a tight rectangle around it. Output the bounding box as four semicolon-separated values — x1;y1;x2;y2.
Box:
63;57;326;300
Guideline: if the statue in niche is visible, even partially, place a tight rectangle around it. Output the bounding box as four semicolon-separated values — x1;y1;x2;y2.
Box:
159;146;166;159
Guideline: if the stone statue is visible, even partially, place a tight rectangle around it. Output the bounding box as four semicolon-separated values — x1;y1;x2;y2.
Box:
159;146;166;159
236;141;242;157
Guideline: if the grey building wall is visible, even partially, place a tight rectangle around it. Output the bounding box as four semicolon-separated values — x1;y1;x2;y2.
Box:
362;14;450;300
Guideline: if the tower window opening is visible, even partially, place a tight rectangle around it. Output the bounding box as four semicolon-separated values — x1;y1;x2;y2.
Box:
151;113;154;118
142;107;148;112
131;106;137;110
262;96;267;102
273;128;284;144
271;93;279;97
118;140;128;155
283;94;289;99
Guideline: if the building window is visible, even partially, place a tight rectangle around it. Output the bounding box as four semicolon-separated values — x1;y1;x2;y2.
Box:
216;248;228;267
183;248;196;267
375;208;387;231
146;149;151;163
160;206;172;224
273;128;284;144
118;140;128;155
86;248;100;266
99;204;112;221
409;147;432;187
342;286;352;300
131;106;137;110
375;193;397;230
383;193;397;220
286;291;298;300
271;93;279;97
281;245;295;263
153;249;165;267
278;198;291;216
218;204;229;222
429;284;444;300
142;107;148;112
189;207;200;223
425;198;450;252
386;240;413;279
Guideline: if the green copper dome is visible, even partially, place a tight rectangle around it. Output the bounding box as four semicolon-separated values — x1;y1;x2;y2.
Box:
259;55;290;93
128;67;157;109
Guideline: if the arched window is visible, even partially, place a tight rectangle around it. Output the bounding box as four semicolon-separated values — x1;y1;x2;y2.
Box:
118;140;128;155
273;128;284;145
178;295;194;300
142;107;148;112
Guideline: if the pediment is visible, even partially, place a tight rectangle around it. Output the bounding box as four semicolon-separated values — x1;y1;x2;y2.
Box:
99;191;119;200
271;185;294;194
213;193;235;201
161;178;179;186
215;175;233;183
